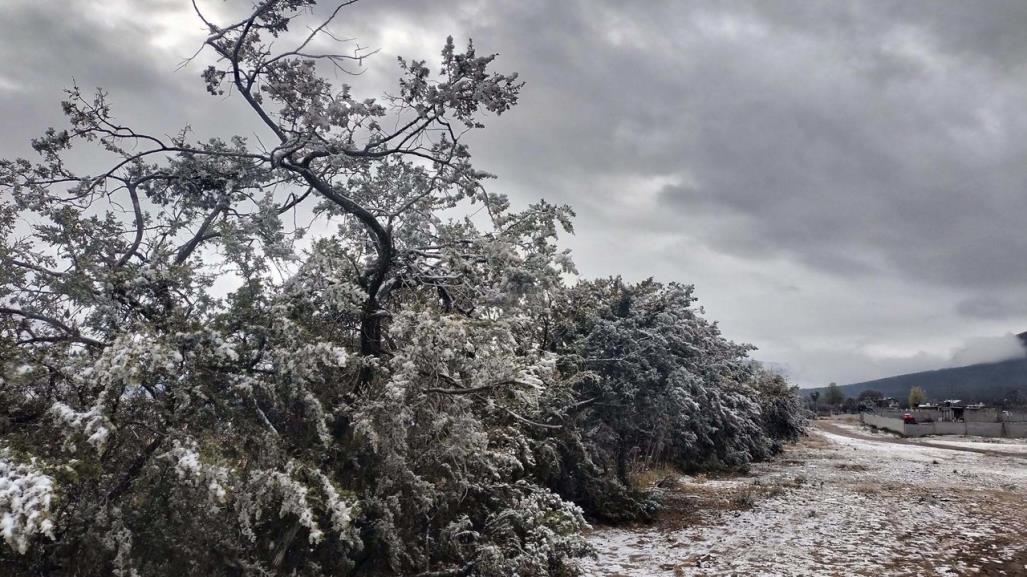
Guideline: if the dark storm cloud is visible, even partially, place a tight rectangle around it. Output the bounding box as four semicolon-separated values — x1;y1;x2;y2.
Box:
332;0;1027;289
2;0;1026;385
475;0;1027;290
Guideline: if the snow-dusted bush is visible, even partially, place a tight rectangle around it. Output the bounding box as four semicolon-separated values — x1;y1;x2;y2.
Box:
750;368;811;453
531;278;806;521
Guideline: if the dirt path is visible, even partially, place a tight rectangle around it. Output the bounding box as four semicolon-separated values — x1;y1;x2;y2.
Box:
582;428;1027;576
815;419;1027;460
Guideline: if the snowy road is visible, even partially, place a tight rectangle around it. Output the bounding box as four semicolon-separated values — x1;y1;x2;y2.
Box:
582;421;1027;576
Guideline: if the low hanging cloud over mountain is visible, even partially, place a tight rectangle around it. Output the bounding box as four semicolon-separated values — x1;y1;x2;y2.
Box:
3;0;1027;385
949;333;1027;367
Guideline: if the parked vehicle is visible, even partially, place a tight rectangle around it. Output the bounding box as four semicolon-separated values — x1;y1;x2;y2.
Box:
902;412;917;424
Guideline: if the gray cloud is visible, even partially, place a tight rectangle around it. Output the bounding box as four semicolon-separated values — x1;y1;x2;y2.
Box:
957;296;1027;320
768;333;1026;387
2;0;1027;385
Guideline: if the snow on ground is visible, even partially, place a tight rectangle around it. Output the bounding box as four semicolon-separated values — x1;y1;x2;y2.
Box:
581;427;1027;576
920;439;1027;455
830;419;903;439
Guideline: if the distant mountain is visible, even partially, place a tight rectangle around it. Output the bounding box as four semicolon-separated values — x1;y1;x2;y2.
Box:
808;335;1027;406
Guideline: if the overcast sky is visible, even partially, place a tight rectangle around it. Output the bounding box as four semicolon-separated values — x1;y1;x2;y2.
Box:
2;0;1027;386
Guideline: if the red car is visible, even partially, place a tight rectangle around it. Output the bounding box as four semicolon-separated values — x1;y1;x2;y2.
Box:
902;412;917;424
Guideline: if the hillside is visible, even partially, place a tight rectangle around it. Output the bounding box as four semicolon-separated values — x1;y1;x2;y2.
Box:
808;357;1027;405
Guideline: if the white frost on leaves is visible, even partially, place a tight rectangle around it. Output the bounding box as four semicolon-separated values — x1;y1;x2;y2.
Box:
264;337;349;444
239;461;356;546
44;331;186;455
49;402;113;453
89;331;183;386
276;340;349;378
388;310;555;402
101;509;140;577
0;451;56;554
311;469;353;535
210;334;239;362
515;352;558;390
162;441;230;506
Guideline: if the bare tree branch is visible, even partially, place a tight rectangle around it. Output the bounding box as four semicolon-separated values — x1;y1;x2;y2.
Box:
0;306;105;347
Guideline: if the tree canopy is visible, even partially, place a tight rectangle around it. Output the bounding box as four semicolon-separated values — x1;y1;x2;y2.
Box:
908;386;927;408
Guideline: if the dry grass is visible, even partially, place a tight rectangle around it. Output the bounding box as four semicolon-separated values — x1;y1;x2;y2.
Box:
651;473;805;533
729;489;758;510
630;464;682;489
796;433;832;450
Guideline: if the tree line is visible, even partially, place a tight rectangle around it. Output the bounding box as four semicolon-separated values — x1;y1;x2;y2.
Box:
809;384;930;412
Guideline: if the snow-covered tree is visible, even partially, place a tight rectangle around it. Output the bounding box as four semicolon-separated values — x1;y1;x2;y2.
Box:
0;2;585;575
0;2;806;575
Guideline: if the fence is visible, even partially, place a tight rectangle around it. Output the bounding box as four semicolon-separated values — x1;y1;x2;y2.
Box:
861;413;1027;438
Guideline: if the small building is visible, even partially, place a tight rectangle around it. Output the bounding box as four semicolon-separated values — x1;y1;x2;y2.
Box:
876;397;900;409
